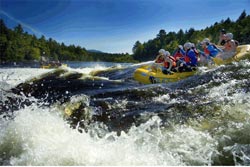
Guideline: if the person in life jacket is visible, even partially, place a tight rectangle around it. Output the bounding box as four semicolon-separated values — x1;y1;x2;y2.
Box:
184;42;198;67
155;49;166;63
223;33;238;52
217;32;238;60
198;38;222;65
200;38;221;58
218;29;227;46
172;45;187;70
191;43;200;57
151;49;167;72
173;45;185;59
162;51;177;74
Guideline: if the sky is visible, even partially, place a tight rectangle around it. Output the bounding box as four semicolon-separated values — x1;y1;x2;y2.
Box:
0;0;250;54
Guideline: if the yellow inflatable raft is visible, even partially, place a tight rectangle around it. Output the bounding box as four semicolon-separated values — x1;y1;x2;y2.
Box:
213;44;250;65
134;45;250;84
41;63;67;69
133;64;196;84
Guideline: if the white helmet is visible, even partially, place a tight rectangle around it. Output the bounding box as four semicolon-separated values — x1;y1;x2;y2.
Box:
158;49;165;55
202;38;210;44
165;51;170;56
184;42;192;49
226;33;233;39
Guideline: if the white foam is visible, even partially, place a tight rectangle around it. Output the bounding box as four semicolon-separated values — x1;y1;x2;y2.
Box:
0;106;218;166
66;65;108;75
0;68;52;89
208;79;250;104
0;65;115;90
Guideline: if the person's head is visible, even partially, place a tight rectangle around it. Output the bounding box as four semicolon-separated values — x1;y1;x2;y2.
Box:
184;42;192;50
191;43;195;48
158;49;165;55
225;33;233;40
220;29;226;34
201;38;210;47
165;51;170;57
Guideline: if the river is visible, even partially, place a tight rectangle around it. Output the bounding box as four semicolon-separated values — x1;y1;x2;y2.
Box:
0;61;250;165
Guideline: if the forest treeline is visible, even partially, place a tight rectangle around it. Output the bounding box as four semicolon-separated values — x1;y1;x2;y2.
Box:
0;10;249;63
0;19;136;63
133;10;250;61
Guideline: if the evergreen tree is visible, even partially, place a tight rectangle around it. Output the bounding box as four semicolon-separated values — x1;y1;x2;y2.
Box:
132;41;144;61
0;19;8;34
14;24;24;34
157;29;167;46
237;10;247;22
0;19;9;62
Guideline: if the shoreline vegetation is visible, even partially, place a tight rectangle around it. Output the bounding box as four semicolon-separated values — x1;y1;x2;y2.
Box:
0;10;249;64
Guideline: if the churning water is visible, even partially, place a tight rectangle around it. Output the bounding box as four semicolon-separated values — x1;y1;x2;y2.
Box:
0;61;250;165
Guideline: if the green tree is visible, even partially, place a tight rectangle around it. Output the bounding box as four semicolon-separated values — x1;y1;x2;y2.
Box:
0;19;9;62
237;10;247;22
132;41;144;60
14;24;24;34
157;29;167;46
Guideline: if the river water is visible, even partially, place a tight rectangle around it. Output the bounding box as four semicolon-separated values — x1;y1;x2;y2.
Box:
0;61;250;166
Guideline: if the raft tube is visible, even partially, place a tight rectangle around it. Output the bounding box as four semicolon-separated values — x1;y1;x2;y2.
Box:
41;63;67;69
133;65;196;84
213;44;250;65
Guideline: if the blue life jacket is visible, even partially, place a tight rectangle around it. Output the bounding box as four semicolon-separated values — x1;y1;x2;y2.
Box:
186;49;197;66
207;44;219;57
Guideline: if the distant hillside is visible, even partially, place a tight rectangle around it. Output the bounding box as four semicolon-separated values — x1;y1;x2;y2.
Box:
132;10;250;61
87;49;104;53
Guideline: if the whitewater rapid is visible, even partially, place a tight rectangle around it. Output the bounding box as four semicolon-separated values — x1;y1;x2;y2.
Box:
0;61;250;165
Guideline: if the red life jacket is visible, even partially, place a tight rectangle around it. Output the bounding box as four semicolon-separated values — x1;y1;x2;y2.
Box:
224;39;238;51
163;56;176;68
184;55;190;63
173;52;184;60
155;56;165;63
204;48;210;55
169;56;176;66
